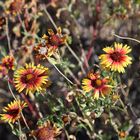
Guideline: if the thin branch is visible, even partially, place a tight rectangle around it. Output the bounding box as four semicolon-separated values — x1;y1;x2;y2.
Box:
5;17;12;54
113;33;140;44
50;62;74;85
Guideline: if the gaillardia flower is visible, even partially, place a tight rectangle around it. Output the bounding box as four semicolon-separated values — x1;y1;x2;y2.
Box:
99;43;132;73
14;63;50;94
2;55;15;70
82;71;111;99
0;100;27;123
33;27;67;59
31;121;61;140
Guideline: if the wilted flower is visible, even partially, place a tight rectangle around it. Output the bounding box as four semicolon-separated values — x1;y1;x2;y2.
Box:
82;71;111;99
33;27;67;59
0;100;27;123
62;114;70;125
6;0;25;15
0;17;6;30
66;91;74;102
0;65;8;78
119;131;127;138
14;63;51;94
99;43;132;73
2;55;15;70
31;121;61;140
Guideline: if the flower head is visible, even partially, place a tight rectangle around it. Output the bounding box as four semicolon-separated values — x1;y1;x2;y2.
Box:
2;55;15;70
14;63;51;94
33;27;67;59
6;0;25;15
99;43;132;73
31;121;61;140
82;71;111;99
0;100;27;123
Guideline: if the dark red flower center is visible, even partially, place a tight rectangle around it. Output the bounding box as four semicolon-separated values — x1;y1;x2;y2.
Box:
3;59;14;69
8;108;19;117
91;79;103;88
21;73;37;84
110;52;122;62
49;35;61;46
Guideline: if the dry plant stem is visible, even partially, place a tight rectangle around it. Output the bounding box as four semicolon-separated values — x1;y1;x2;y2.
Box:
17;13;28;34
65;42;86;74
109;112;119;133
18;119;22;140
29;93;43;118
67;68;80;85
5;17;12;55
21;93;37;118
50;61;74;85
64;128;70;140
113;33;140;44
70;13;89;69
43;8;86;74
119;98;129;116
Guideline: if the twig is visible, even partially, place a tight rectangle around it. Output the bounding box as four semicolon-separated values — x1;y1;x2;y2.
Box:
119;98;129;116
113;33;140;44
18;119;23;140
49;60;74;85
65;42;86;74
5;17;12;54
17;13;28;34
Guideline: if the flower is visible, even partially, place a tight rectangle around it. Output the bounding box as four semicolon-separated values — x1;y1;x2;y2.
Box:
33;27;67;59
2;55;15;70
82;71;111;99
99;42;132;73
6;0;25;15
31;121;61;140
0;100;27;123
14;63;51;94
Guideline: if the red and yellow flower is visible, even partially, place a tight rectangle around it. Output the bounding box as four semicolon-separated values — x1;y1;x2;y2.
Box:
0;100;27;123
99;43;132;73
2;55;15;70
33;27;67;59
14;63;51;94
82;71;111;99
